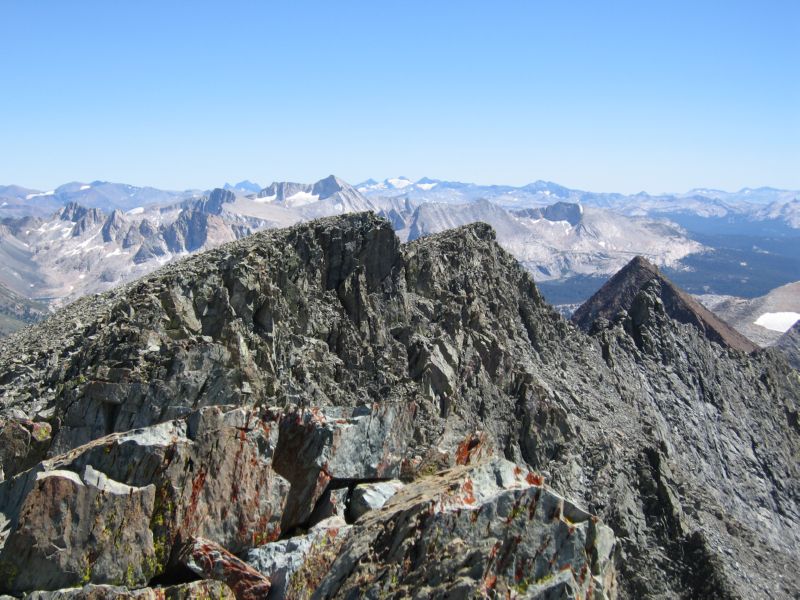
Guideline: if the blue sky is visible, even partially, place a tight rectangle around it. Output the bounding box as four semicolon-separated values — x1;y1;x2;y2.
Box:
1;1;798;193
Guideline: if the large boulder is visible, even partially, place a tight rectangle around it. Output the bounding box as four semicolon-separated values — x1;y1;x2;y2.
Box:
22;581;235;599
272;403;414;531
0;467;156;593
177;537;271;600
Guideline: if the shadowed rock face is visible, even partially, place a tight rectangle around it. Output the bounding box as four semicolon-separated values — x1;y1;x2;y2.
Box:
513;202;584;226
571;255;759;352
0;213;798;599
777;320;800;370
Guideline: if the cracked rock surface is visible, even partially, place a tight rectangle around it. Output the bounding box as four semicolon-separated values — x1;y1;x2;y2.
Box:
0;212;797;599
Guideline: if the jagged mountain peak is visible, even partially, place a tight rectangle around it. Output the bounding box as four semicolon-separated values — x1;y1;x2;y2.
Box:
310;174;352;196
572;255;758;352
259;175;347;201
58;201;104;223
196;187;236;215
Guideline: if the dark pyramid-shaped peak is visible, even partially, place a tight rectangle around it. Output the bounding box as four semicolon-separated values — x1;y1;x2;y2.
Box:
571;256;659;329
311;174;351;198
572;256;758;353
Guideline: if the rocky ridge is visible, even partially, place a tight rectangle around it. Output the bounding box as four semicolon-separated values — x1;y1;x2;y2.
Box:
0;213;797;598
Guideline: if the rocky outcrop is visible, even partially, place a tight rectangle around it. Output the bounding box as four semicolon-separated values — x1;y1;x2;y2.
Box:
307;459;615;599
0;405;288;594
272;404;413;531
572;255;759;352
0;213;797;598
0;417;51;481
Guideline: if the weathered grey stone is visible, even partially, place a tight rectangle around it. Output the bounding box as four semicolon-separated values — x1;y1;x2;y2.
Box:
161;580;237;599
247;517;351;600
776;319;800;370
24;584;157;599
22;580;235;599
303;459;615;599
247;535;318;600
272;403;414;531
348;479;404;522
0;406;289;594
0;418;51;482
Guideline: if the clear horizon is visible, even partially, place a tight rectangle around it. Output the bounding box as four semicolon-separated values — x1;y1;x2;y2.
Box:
6;174;800;198
2;1;798;194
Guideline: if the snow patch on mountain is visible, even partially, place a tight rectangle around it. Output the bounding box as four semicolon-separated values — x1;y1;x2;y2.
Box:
284;191;319;207
754;312;800;332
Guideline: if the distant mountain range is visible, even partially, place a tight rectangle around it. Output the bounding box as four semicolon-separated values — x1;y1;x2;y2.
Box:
356;177;800;230
4;176;797;231
0;190;262;308
0;181;200;218
1;174;798;341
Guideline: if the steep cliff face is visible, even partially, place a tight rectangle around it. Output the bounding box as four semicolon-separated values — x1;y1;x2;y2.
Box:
777;320;800;370
0;213;797;599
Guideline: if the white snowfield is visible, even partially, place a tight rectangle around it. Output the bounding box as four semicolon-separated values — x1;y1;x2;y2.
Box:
284;191;319;207
387;177;412;189
754;312;800;332
25;190;55;200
